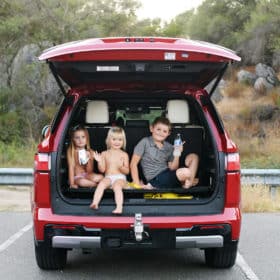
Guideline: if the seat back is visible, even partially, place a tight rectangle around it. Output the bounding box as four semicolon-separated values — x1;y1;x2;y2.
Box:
85;100;110;153
85;100;109;124
166;99;190;125
166;99;204;167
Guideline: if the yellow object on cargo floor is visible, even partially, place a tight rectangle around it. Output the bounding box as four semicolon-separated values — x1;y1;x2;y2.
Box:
144;193;193;199
127;182;142;189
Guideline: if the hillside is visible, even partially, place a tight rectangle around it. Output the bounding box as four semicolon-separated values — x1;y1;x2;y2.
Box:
215;72;280;168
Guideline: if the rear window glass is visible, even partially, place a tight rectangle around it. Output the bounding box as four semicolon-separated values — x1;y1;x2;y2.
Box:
116;107;163;125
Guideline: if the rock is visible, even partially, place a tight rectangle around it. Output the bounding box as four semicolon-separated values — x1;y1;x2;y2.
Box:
255;63;279;86
10;44;41;89
251;63;280;94
251;105;280;122
211;88;223;103
254;77;274;94
237;70;257;85
9;44;62;107
255;63;275;77
205;79;225;103
42;73;61;106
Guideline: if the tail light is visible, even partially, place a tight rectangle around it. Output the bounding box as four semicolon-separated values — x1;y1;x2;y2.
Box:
33;153;51;207
225;153;241;207
225;153;240;172
34;153;51;171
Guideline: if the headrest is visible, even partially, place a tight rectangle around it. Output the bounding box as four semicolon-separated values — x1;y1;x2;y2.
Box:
85;100;109;124
166;99;189;124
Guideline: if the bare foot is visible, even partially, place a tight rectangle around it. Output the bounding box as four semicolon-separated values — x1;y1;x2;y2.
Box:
90;202;98;209
141;183;155;190
70;185;78;189
182;178;199;189
192;178;199;186
182;179;192;189
112;208;122;214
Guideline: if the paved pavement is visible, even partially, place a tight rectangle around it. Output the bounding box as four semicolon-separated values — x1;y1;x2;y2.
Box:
238;212;280;280
0;212;279;279
0;185;279;280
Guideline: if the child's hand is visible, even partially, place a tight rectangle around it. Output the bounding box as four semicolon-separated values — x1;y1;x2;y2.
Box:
179;141;185;152
93;151;102;162
173;141;185;156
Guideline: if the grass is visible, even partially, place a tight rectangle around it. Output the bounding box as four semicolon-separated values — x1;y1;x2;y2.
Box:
216;78;280;169
241;155;280;169
241;185;280;212
0;141;36;167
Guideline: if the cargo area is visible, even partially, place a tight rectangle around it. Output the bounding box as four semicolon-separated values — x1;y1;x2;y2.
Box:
51;91;224;216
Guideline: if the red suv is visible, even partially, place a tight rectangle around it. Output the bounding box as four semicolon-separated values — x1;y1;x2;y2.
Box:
32;37;241;270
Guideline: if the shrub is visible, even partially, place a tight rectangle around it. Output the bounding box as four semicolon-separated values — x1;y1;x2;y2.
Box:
0;141;36;167
0;112;27;143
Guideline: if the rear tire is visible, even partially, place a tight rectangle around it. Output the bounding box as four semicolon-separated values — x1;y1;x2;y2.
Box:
35;241;67;270
204;242;238;268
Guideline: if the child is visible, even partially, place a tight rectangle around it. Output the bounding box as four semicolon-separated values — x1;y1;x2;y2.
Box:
90;127;129;214
67;125;103;188
130;117;199;189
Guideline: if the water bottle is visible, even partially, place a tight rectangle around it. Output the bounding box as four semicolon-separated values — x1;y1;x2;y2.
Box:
174;133;182;146
78;149;89;165
173;133;182;157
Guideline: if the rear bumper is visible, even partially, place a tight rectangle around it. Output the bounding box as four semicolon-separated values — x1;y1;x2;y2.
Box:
52;235;224;249
33;207;241;249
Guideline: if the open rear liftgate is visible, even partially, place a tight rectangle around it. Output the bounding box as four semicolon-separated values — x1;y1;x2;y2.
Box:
52;213;225;249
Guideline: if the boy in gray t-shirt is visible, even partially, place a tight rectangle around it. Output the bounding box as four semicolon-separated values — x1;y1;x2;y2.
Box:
130;117;199;189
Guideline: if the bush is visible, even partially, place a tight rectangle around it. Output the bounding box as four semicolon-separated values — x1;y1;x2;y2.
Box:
0;112;27;143
0;141;36;167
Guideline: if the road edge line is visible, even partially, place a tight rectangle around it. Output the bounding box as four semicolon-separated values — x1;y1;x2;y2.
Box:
0;222;32;253
237;252;260;280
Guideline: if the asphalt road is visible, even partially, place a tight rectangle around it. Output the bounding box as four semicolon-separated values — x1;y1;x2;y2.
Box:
0;212;279;280
238;212;280;280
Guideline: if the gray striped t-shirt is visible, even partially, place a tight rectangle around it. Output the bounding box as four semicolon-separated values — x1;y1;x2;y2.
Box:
133;136;174;181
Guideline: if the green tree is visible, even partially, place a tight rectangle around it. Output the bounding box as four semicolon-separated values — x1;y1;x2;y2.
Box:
161;10;194;38
178;0;256;48
130;18;163;36
0;0;141;54
0;1;29;56
0;0;143;143
237;0;280;64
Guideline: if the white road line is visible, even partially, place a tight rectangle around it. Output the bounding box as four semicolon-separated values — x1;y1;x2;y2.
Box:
237;252;260;280
0;222;32;253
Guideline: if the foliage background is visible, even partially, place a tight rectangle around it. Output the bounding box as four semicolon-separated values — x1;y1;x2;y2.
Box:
0;0;279;167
